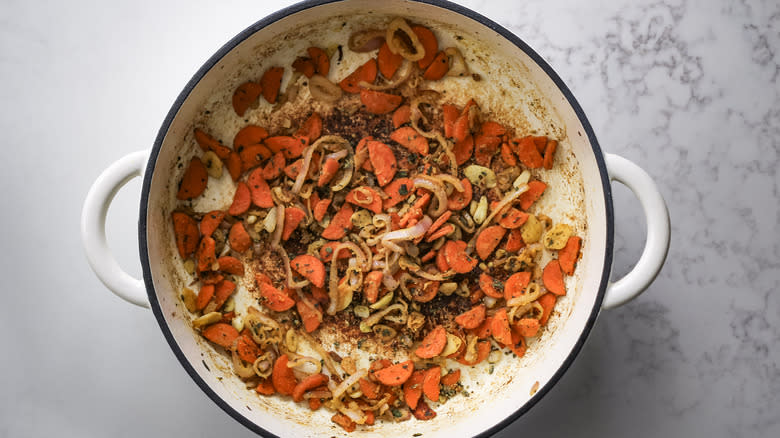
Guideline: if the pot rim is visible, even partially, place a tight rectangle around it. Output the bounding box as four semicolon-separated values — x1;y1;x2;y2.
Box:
139;1;615;436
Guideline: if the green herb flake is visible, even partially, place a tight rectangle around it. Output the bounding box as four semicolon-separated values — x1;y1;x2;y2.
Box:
325;247;333;254
413;434;423;437
392;408;402;418
489;365;495;374
493;279;504;290
399;184;409;196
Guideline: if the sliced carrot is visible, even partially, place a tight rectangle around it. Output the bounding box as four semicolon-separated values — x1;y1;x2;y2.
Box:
543;260;566;295
307;397;322;410
426;210;453;237
543;139;557;170
453;134;474;165
247;167;274;208
505;228;525;252
403;370;425;410
505;271;531;301
423;51;449;80
415;325;447;358
202;323;239;348
518;180;547;210
255;378;276;396
236;334;259;363
538;292;557;326
443;239;478;274
500;142;517;166
265;136;307;160
200;272;224;285
422;366;441;402
212;279;236;309
292;57;315;78
478;273;503;299
225;151;242;181
172;212;199;258
296;298;322;333
233;125;269;151
498;207;529;229
481;121;507;137
261;151;285;180
558;236;582;275
217;256;244;276
319;241;351;263
392;105;411;128
359;378;380;400
260;66;284;104
346;186;383;214
321;204;354;240
282;206;306;241
199;211;224;238
378;41;403;79
360;89;403;114
332;413;356;433
475;225;506;260
260;281;296;312
292;373;328;402
382;178;413;208
239;144;272;172
196;284;215;311
291;254;326;288
194;128;222;153
232;81;263;116
356;136;374;172
532;136;548;154
440;369;461;386
340;58;378;93
307;47;330;76
177;157;208;200
228;181;251;215
507;329;528;357
413;400;437;421
515;318;540;338
447;178;472;211
452;113;470;143
373;360;414;386
367;140;397;186
445;333;466;359
295;112;322;144
471;315;494;339
364;271;384;303
474;134;501;167
228;222;251;253
272;354;298;395
491;308;513;345
411;279;439;303
443;103;459;138
512;136;544;169
454;304;486;329
435;243;450;272
284;158;302;180
457;340;490;366
313;198;331;222
255;273;272;287
390;126;429;155
412;25;438;69
196;236;216;273
364;410;375;426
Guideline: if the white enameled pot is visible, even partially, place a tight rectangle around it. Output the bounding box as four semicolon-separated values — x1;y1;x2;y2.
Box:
81;1;670;437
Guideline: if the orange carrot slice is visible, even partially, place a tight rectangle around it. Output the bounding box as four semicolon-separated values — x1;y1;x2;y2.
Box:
447;178;472;211
392;104;411;128
307;47;329;76
355;136;374;172
512;136;544;169
498;207;529;229
481;121;507;137
319;241;351;263
415;326;447;358
295;112;323;143
317;158;339;187
508;329;528;357
260;281;296;312
456;339;490;366
313;198;331;222
360;89;403;114
453;134;474;165
378;41;403;79
505;228;525;252
443;239;477;274
228;181;251;215
284;158;302;179
364;271;384;303
443;104;459;138
292;373;328;402
265;136;307;160
440;369;461;386
321;204;354;240
247;167;274;208
172;212;199;258
228;222;251;253
423;51;449;80
390;126;429;155
475;225;506;260
422;366;441;402
435;244;451;272
202;323;239;348
340;58;377;93
239;144;272;172
518;180;547;210
292;57;315;78
491;308;512;345
199;211;225;237
359;378;380;400
225;151;242;181
261;151;285;180
272;354;298;395
346;186;383;214
296;299;321;333
332;413;356;432
474;134;501;167
382;178;413;208
367;140;397;186
478;273;503;299
454;304;486;329
260;66;284;104
558;236;582;275
282;206;305;240
500;142;517;166
373;360;414;386
196;284;215;311
412;25;438;69
232;81;262;116
538;292;557;326
505;271;531;301
412;400;437;421
291;254;326;288
217;256;244;276
194;129;232;159
196;236;216;273
236;333;259;363
233;125;269;151
256;379;276;396
543;260;566;295
212;279;236;309
515;318;541;337
403;370;425;410
543;139;557;170
177;157;208;200
452;113;470;143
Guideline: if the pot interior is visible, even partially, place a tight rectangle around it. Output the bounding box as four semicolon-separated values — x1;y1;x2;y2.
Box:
142;1;610;436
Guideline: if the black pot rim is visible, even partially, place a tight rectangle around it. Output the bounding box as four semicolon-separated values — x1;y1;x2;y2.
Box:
139;1;614;436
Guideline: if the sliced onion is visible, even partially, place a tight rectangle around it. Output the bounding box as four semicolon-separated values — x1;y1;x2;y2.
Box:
413;177;448;217
414;269;454;281
292;145;316;194
360;303;406;331
386;17;425;61
444;47;469;77
231;349;257;379
382;273;399;291
286;355;322;374
467;184;529;252
309;74;342;103
437;173;465;192
348;29;385;52
274;244;310;289
330;368;367;399
298;331;340;376
327;242;368;315
339;404;368;424
359;60;413;90
350;233;373;271
296;289;323;325
304;389;333;399
271;204;285;248
382;215;432;248
325;149;349;161
507;282;543;307
409;92;441;139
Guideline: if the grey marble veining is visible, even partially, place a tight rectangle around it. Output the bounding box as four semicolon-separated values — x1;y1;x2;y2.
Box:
0;0;777;437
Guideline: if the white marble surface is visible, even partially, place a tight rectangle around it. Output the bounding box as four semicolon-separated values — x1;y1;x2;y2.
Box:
1;0;778;436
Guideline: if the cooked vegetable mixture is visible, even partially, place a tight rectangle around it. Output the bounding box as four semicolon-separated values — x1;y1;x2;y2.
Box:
172;17;582;432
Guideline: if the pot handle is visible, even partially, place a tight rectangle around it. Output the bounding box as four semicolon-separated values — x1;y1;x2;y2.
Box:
81;150;150;308
602;153;670;309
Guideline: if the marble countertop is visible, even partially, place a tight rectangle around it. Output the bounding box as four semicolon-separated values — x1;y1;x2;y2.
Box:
1;0;777;436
